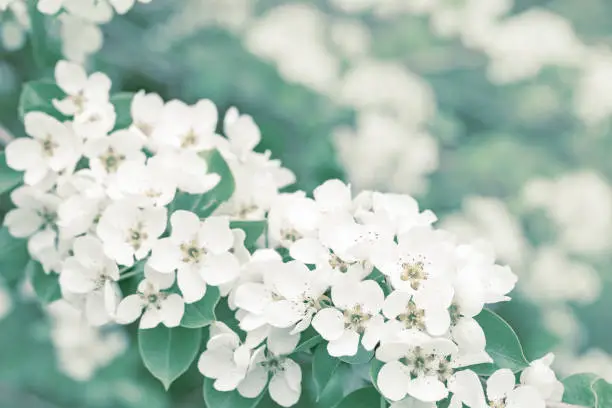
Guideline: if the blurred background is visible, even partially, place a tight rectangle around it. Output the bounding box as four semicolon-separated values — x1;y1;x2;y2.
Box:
2;0;612;406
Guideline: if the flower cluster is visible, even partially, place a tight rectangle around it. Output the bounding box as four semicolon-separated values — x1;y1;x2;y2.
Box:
3;60;566;407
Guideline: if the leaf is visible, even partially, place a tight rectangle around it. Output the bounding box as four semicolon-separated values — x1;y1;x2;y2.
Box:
138;325;202;390
180;286;220;328
593;378;612;408
203;377;264;408
293;327;323;354
0;227;30;285
370;359;384;393
339;343;374;365
110;92;134;131
27;260;61;303
230;220;266;248
313;344;341;398
0;152;23;194
335;387;381;408
562;373;599;407
467;309;529;376
18;80;67;121
196;149;235;217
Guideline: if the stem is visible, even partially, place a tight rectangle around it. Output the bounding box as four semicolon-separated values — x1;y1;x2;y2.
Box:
119;268;143;281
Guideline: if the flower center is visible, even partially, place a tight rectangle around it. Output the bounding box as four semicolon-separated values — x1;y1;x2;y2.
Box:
280;228;302;243
128;224;148;250
343;304;371;333
181;129;198;148
449;303;461;326
398;302;426;330
41;135;58;157
261;356;286;375
99;147;126;173
328;253;350;273
401;346;436;377
400;261;427;290
180;240;206;263
489;400;506;408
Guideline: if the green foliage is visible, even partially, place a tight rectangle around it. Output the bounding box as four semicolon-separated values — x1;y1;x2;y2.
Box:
203;377;264;408
230;220;267;248
312;344;341;397
172;149;235;217
467;309;530;376
27;260;61;303
18;80;67;121
110;92;135;131
334;387;382;408
138;326;202;390
180;286;220;329
339;343;374;365
0;227;29;286
0;152;22;194
562;374;612;408
293;327;323;354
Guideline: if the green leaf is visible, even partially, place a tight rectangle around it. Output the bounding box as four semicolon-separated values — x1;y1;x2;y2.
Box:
339;343;374;365
203;377;264;408
27;260;61;303
593;378;612;408
230;220;266;248
293;327;323;354
335;387;380;408
180;286;220;328
313;344;341;397
110;92;134;131
18;80;67;121
562;373;599;407
0;152;23;194
197;149;235;216
467;309;529;376
138;325;202;390
0;227;30;285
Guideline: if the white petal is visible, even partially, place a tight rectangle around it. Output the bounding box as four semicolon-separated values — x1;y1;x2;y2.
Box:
5;138;43;171
269;371;301;407
4;208;43;238
201;253;240;286
357;280;385;314
327;329;359;357
85;292;112;326
59;258;96;293
383;291;411;319
452;317;486;353
447;370;487;408
55;60;87;95
115;294;144;324
378;361;410;401
234;283;272;314
289;238;328;264
506;385;545;408
238;366;268;398
177;267;207;303
140;308;162;329
486;369;516;401
149;238;182;273
199;217;233;253
362;314;386;350
425;307;451;337
311;308;345;341
406;376;448;402
160;294;185;327
267;328;299;355
169;210;200;242
313;179;351;213
265;300;305;328
280;358;302;391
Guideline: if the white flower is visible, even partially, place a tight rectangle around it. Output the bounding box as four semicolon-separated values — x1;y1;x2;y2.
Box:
28;229;72;274
311;279;385;357
449;368;547;408
53;60;111;117
150;150;220;195
96;201;167;266
59;235;120;326
152;99;218;152
234;260;330;334
59;13;103;63
267;192;320;248
149;211;239;303
38;0;64;14
72;101;116;140
130;91;164;141
115;278;184;329
85;129;146;177
108;0;152;15
115;157;177;207
373;227;455;298
382;289;453;337
5;112;81;185
238;329;302;407
520;353;564;401
312;179;352;214
376;330;457;403
198;322;252;391
4;186;60;238
217;106;261;160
